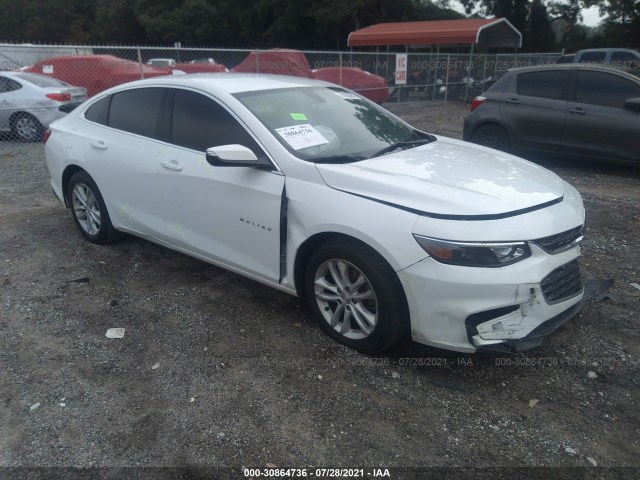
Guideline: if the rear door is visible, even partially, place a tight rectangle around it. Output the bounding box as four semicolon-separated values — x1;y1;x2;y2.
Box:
499;69;569;152
560;70;640;161
81;87;172;236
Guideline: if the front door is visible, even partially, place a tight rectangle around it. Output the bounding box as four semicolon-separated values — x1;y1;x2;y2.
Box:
154;88;285;282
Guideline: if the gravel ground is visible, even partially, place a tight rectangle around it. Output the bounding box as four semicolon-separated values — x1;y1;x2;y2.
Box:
1;101;639;479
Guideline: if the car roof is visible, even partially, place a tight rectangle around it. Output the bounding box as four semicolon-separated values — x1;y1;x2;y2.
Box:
507;63;640;81
110;73;332;94
576;48;639;53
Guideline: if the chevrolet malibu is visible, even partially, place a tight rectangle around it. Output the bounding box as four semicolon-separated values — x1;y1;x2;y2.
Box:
44;74;586;353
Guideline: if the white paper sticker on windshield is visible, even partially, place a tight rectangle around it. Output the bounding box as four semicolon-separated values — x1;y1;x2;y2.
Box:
275;124;329;150
43;65;53;74
334;91;360;100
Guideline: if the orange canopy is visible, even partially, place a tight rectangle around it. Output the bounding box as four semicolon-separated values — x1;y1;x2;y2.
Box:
348;18;522;49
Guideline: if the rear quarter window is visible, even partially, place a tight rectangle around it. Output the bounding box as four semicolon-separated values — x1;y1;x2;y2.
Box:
484;73;510;94
84;96;111;125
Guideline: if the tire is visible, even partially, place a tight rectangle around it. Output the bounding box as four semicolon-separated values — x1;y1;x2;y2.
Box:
12;113;44;142
305;238;409;353
68;171;123;244
470;124;510;152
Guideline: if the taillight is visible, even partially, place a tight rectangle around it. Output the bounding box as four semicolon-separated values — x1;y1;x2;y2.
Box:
43;129;52;143
46;93;72;102
470;96;486;111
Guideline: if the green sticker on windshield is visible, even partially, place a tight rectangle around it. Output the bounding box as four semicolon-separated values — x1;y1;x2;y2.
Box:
290;113;308;121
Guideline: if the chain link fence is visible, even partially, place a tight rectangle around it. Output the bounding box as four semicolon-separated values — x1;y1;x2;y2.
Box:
0;43;561;144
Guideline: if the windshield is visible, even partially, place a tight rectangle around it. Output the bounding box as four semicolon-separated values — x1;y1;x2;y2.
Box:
235;86;432;162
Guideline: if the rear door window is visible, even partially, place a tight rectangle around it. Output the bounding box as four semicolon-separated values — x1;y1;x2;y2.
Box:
574;71;640;108
516;71;566;100
107;87;166;139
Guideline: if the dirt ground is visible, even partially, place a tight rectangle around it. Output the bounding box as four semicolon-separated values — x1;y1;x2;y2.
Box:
1;101;639;479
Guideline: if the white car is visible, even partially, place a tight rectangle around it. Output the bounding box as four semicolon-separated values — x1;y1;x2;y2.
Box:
44;74;585;353
0;71;87;141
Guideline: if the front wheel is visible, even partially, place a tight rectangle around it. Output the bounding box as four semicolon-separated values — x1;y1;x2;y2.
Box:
305;239;409;353
68;171;123;244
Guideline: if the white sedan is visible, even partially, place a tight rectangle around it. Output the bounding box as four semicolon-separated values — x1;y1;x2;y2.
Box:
44;74;585;353
0;71;87;141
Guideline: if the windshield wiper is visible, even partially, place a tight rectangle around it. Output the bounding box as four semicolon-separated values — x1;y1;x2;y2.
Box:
369;138;434;159
312;155;367;164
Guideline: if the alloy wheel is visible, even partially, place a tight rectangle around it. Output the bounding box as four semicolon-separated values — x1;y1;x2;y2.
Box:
313;258;378;340
72;183;102;235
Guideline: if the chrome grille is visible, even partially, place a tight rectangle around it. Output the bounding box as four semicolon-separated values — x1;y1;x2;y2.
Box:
540;260;583;304
533;225;583;254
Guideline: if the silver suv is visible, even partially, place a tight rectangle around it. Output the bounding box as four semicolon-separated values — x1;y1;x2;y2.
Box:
462;64;640;163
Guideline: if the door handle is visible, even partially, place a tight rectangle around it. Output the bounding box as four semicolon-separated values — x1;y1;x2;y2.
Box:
569;108;586;115
161;159;183;171
506;98;520;105
90;140;107;150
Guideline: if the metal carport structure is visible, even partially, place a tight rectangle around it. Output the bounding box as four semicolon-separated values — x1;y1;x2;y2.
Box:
348;18;522;101
347;18;522;50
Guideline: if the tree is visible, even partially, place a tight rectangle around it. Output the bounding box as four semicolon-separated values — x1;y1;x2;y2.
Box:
597;0;640;47
134;0;234;45
527;0;555;51
459;0;530;36
93;0;146;44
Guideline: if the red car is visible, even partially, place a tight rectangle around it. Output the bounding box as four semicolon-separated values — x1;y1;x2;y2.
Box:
25;55;167;97
313;67;389;104
232;49;314;78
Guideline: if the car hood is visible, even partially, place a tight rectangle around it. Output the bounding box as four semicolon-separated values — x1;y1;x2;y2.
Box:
315;137;565;218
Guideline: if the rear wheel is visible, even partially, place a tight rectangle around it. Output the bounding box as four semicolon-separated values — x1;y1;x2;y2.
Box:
470;124;509;152
68;171;123;244
12;113;44;142
305;238;409;353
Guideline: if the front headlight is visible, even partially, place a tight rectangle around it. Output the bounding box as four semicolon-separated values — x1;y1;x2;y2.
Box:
413;235;531;267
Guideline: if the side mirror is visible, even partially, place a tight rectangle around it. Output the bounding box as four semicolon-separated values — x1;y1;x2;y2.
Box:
624;97;640;112
206;145;258;167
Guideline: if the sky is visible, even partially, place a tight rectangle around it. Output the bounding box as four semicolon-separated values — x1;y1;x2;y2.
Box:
580;5;603;27
450;2;604;27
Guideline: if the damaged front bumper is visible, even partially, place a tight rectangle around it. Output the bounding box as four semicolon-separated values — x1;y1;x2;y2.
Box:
469;299;583;352
398;244;583;353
